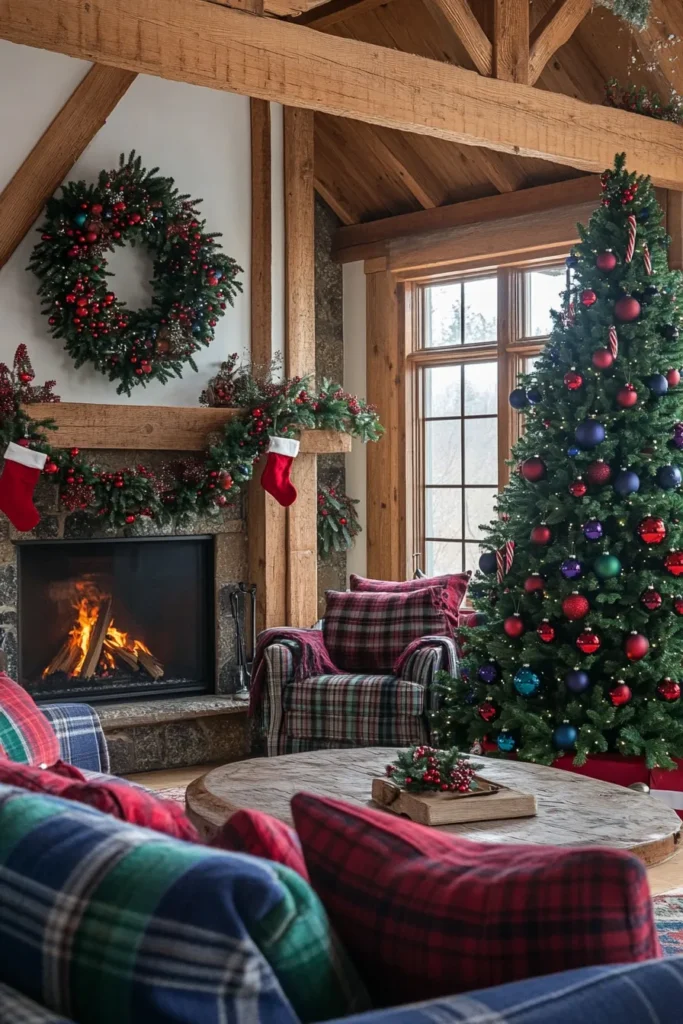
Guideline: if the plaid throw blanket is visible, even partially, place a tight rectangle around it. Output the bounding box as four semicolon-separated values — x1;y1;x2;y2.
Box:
250;628;339;714
393;636;458;679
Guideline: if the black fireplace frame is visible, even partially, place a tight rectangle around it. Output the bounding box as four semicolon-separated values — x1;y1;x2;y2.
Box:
16;535;217;705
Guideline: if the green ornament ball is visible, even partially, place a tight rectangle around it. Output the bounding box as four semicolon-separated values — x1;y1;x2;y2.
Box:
594;553;622;579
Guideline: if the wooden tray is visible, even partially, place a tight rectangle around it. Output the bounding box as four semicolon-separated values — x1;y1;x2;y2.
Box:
371;775;537;826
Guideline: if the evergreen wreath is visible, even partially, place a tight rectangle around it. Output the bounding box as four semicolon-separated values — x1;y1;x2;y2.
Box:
29;152;242;397
317;485;361;557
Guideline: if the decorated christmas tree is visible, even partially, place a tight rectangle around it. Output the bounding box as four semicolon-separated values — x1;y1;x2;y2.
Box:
433;154;683;769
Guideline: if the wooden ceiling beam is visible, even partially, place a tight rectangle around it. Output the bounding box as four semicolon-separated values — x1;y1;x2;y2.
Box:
367;129;448;208
463;148;526;193
494;0;530;84
314;177;356;224
528;0;592;85
4;0;683;189
296;0;394;28
424;0;492;76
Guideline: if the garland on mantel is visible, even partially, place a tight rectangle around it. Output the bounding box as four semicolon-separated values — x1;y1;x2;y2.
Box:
2;348;382;530
605;79;683;125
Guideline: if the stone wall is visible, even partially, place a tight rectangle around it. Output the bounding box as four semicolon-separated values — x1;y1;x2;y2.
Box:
315;195;346;615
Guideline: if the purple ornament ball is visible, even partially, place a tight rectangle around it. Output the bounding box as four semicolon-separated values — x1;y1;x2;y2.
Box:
477;662;500;685
583;519;604;541
560;557;583;580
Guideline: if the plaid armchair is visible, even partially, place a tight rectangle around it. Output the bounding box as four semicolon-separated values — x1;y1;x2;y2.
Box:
260;632;458;757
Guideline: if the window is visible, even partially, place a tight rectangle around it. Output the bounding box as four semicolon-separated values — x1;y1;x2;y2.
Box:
411;263;567;577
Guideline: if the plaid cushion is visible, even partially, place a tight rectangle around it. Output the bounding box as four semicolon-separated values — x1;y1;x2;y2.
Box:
40;703;109;773
0;983;75;1024
284;675;428;747
323;589;450;673
212;808;309;879
0;675;59;766
63;777;199;842
330;957;683;1024
0;784;368;1024
350;573;470;633
291;792;660;1009
0;758;84;797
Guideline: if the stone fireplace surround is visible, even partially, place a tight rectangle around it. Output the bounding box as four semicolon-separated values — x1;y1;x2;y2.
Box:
0;447;251;774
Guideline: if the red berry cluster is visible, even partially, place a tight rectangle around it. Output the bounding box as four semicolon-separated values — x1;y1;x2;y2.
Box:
386;745;476;794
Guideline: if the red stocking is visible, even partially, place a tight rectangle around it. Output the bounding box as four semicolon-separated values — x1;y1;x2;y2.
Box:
0;442;48;532
260;436;300;507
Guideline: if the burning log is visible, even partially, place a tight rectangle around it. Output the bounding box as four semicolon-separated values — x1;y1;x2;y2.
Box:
79;598;113;679
103;640;138;673
137;649;164;681
44;639;81;677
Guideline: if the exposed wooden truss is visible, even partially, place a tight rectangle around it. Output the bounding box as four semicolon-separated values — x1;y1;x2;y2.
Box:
424;0;492;75
3;0;683;189
493;0;530;83
296;0;394;27
528;0;593;84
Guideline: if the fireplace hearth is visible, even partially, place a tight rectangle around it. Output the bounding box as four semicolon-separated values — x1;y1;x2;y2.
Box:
18;537;215;703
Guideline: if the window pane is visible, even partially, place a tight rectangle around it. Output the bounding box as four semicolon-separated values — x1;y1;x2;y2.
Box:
463;277;497;344
464;543;484;577
426;488;461;539
464;419;498;485
524;266;566;337
426;421;462;485
525;355;541;375
464;361;497;415
426;540;462;575
424;365;462;417
464;489;498;540
424;282;462;347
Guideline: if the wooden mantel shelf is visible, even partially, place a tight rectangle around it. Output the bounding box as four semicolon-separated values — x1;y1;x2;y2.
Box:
24;402;352;453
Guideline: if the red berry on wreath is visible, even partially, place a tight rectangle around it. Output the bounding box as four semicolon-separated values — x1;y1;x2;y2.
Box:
624;631;649;660
18;372;34;383
339;517;347;525
91;204;103;215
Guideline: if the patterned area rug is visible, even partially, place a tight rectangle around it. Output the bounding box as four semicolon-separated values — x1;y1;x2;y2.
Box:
654;891;683;955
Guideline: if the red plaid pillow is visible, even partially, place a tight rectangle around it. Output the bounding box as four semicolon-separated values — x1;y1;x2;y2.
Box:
63;778;200;843
291;792;660;1008
0;756;85;795
0;673;60;766
211;809;309;879
350;573;470;633
323;588;450;673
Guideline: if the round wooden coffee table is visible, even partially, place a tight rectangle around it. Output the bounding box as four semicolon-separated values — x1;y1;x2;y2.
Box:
186;747;682;866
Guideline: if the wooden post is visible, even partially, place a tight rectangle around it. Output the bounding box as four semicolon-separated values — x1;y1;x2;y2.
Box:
493;0;530;85
284;106;318;627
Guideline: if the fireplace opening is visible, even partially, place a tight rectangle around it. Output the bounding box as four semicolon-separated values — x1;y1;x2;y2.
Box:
18;537;215;703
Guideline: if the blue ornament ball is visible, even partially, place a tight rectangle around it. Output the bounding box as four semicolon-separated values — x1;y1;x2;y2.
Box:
583;519;604;541
213;269;223;281
553;723;578;750
192;322;202;335
575;420;606;450
464;689;478;706
526;388;542;405
657;465;682;490
560;557;583;580
509;388;528;410
73;212;88;227
479;552;497;575
513;666;541;696
477;662;500;685
567;446;581;458
613;469;640;496
565;254;578;268
497;732;516;752
639;208;651;222
648;374;669;397
565;669;590;693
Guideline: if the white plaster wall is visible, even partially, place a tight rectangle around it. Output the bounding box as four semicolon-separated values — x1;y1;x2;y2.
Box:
343;262;367;579
0;41;269;405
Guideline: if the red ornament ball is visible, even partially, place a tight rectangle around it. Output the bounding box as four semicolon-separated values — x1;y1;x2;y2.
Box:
614;295;641;322
564;370;584;391
18;372;34;383
576;630;601;654
596;251;618;272
530;524;552;545
674;595;683;615
668;369;681;387
537;620;555;643
616;384;638;408
521;456;546;482
592;348;614;370
43;461;59;476
610;682;632;707
665;551;683;577
638;517;667;545
524;574;545;594
503;614;525;638
581;289;597;307
624;631;649;661
585;460;612;486
124;514;136;524
69;448;80;457
478;701;497;722
657;678;681;702
563;593;590;620
569;478;587;497
641;587;663;611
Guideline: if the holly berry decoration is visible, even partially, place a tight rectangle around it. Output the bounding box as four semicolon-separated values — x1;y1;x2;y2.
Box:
562;593;590;620
503;614;525;638
614;295;641;322
624;632;649;660
638;517;666;545
674;595;683;615
596;251;618;272
524;574;545;594
581;289;597;307
576;629;601;654
667;369;681;387
478;701;497;722
537;620;555;643
585;460;611;486
530;524;552;545
665;551;683;577
657;678;681;702
616;384;638;408
521;456;546;482
609;682;632;707
592;348;614;370
641;587;663;611
569;478;587;497
564;370;583;391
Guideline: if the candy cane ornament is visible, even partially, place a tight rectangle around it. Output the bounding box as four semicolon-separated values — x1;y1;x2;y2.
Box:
608;325;619;360
625;214;637;263
643;243;653;276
